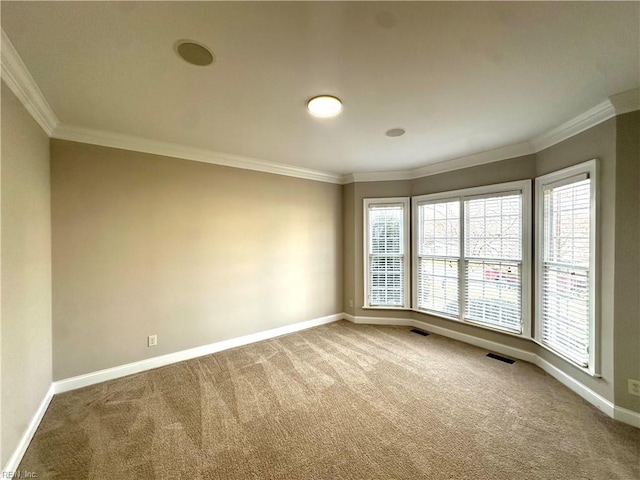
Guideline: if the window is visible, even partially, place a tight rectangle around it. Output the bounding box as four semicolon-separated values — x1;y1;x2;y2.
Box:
415;199;460;317
363;198;410;308
413;181;531;335
464;193;524;333
535;160;597;372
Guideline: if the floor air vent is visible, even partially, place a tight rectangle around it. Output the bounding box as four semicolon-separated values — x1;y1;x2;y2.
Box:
487;353;515;364
410;329;430;337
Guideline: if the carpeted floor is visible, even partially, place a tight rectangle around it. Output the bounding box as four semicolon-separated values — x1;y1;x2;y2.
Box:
19;321;640;479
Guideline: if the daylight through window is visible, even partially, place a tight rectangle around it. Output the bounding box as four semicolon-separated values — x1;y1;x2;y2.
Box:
536;161;596;370
364;198;410;308
413;181;530;335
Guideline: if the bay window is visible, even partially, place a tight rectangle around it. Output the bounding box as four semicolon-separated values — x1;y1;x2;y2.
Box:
362;162;597;372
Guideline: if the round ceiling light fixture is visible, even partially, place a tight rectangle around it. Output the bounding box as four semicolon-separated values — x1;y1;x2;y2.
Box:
385;128;406;137
175;40;215;66
306;95;343;118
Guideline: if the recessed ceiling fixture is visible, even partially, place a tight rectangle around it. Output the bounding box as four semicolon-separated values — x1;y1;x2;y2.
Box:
175;40;215;66
385;128;406;137
307;95;343;118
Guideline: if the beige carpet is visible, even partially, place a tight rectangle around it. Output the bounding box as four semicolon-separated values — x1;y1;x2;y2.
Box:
19;321;640;479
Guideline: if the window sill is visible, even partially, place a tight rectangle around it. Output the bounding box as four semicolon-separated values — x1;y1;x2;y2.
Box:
533;338;601;378
362;306;530;339
362;306;411;311
411;308;530;339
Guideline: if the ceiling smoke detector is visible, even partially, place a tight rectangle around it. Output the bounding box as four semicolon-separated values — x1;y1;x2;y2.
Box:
307;95;343;118
175;40;215;66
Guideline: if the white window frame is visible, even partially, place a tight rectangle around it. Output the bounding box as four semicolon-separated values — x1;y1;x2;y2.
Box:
412;195;462;321
363;197;410;309
535;160;599;376
412;180;532;337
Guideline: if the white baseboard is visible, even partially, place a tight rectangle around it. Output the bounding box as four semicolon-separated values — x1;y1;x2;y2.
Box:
54;313;343;394
4;314;344;473
5;310;637;475
350;315;413;327
2;384;55;475
344;313;639;429
614;405;640;428
534;356;615;417
346;314;537;363
342;312;356;323
410;317;538;364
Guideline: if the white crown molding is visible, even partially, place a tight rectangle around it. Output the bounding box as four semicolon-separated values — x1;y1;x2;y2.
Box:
609;87;640;116
1;29;59;136
52;124;344;185
2;28;342;185
531;100;616;153
49;89;638;185
348;170;413;183
341;173;356;184
3;26;636;185
347;142;535;183
411;141;535;179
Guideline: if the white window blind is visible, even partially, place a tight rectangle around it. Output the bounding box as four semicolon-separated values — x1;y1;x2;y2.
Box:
539;176;592;367
464;193;523;333
413;181;530;336
364;199;409;308
416;200;460;317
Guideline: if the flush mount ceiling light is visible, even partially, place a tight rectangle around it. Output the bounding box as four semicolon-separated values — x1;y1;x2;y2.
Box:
306;95;343;118
175;40;215;66
385;128;406;137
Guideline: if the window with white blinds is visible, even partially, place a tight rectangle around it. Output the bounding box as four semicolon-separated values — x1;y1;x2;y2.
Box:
464;193;523;333
536;161;597;371
416;200;460;317
364;198;410;308
413;181;531;335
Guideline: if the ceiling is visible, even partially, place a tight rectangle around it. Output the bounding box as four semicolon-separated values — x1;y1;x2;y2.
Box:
2;1;639;176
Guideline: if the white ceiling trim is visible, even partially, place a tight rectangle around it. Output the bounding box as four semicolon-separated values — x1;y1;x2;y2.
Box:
3;28;637;185
1;29;59;136
411;142;535;179
530;99;616;153
346;142;535;183
52;124;345;184
609;87;640;116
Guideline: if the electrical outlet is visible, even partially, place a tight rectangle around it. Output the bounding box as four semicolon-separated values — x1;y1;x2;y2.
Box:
148;335;158;347
628;379;640;397
349;299;354;308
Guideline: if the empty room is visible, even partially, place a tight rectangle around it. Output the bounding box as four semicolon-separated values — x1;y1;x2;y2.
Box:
1;1;639;478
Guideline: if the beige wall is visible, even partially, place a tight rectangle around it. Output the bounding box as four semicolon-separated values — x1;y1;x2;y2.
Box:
536;119;617;402
342;183;356;315
1;81;52;466
614;111;640;411
349;180;413;319
51;140;342;380
411;155;537;196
